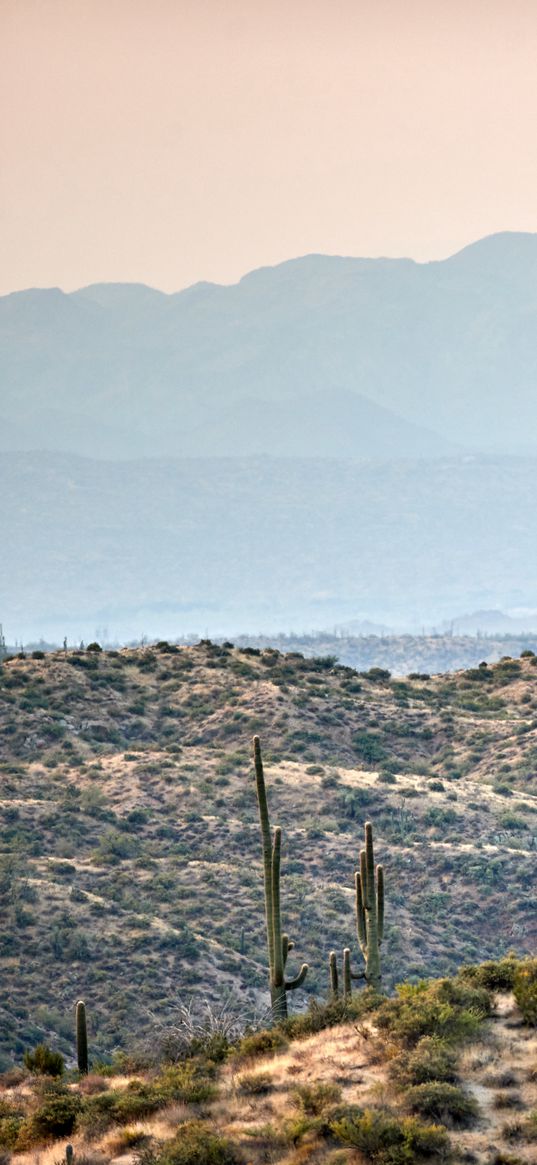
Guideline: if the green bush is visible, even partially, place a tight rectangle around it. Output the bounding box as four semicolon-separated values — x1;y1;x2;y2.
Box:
331;1107;450;1162
142;1120;240;1165
235;1028;288;1062
23;1088;82;1141
0;1112;23;1149
80;1063;216;1134
376;977;490;1049
513;960;537;1025
403;1081;478;1126
23;1044;64;1077
352;732;387;766
389;1036;458;1087
291;1082;342;1115
237;1072;273;1096
460;957;519;992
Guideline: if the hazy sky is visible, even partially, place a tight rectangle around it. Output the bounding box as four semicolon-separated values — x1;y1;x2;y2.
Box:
2;0;537;294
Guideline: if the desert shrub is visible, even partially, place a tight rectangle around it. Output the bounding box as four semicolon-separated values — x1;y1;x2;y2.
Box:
483;1070;518;1088
376;977;490;1048
79;1064;215;1135
23;1044;64;1077
237;1072;273;1096
106;1127;150;1154
513;959;537;1024
489;1154;526;1165
0;1111;23;1149
403;1081;478;1126
138;1120;241;1165
352;732;387;766
460;956;519;992
21;1088;82;1142
515;1111;537;1142
389;1036;458;1087
284;989;381;1041
331;1107;449;1162
235;1028;288;1062
493;1093;523;1110
291;1082;342;1115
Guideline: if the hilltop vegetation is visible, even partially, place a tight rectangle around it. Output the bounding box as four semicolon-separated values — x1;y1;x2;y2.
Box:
1;959;536;1164
0;642;536;1070
231;633;537;679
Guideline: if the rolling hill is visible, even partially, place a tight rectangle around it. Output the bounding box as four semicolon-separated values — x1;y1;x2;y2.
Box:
1;642;535;1070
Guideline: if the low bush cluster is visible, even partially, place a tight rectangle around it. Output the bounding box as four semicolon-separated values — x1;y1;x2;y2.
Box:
376;976;491;1049
389;1035;458;1087
402;1081;478;1126
135;1120;240;1165
331;1107;450;1162
513;959;537;1025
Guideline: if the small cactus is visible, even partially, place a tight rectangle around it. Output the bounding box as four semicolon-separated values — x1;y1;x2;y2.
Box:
253;737;308;1021
76;1000;88;1074
343;947;352;998
329;951;339;999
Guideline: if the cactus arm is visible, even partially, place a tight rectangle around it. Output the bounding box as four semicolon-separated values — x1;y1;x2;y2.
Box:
253;736;275;980
343;947;352;998
364;823;375;913
271;827;284;987
355;871;367;955
362;823;382;989
377;864;384;945
285;963;308;990
282;933;295;968
329;950;339;998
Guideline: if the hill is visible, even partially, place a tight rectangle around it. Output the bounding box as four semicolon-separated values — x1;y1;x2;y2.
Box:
1;643;536;1070
1;962;536;1164
230;633;537;677
3;452;537;642
3;232;537;459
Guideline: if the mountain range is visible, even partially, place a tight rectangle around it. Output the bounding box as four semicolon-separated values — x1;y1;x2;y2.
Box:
2;231;537;459
3;232;537;640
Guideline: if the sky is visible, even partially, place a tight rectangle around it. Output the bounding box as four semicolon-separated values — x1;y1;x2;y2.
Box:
2;0;537;294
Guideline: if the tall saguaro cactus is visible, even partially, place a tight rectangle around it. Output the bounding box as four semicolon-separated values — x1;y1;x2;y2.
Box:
76;1000;88;1074
253;736;308;1020
355;822;384;990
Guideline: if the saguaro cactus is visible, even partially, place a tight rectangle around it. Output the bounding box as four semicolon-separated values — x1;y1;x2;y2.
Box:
329;951;339;999
253;736;308;1021
355;822;384;990
343;947;353;998
76;1000;88;1074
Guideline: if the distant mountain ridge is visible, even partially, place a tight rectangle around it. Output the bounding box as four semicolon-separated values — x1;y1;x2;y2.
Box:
2;231;537;459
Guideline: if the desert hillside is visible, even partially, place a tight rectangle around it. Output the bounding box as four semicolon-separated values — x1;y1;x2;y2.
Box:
0;642;536;1069
1;959;536;1165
